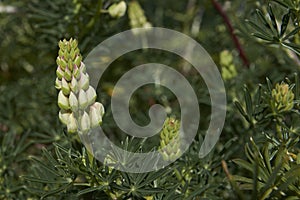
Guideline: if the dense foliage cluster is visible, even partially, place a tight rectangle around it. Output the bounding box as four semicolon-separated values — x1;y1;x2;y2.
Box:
1;0;300;199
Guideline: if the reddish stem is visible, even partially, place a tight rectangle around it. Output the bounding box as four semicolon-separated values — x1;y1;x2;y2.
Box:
211;0;250;68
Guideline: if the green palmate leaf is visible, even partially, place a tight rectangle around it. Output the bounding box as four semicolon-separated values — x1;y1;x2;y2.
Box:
234;101;251;123
76;185;106;197
280;165;300;189
135;188;165;195
266;77;273;93
22;176;71;184
256;9;273;32
41;182;73;199
246;19;273;37
233;159;253;173
232;175;253;184
271;0;291;8
262;144;272;174
30;156;60;176
253;156;259;198
245;143;255;164
252;33;274;42
41;148;60;167
185;184;210;200
244;86;253;118
282;26;300;40
267;4;279;37
280;13;290;37
260;164;283;198
282;42;300;54
254;85;262;106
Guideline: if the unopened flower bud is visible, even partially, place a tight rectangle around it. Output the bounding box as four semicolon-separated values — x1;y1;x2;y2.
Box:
67;113;78;133
108;1;127;18
80;111;90;133
69;92;79;112
71;39;78;49
59;58;67;70
79;73;89;90
58;90;70;110
94;102;105;116
86;86;97;105
271;83;294;112
89;102;105;127
70;76;79;93
63;49;69;60
78;89;88;109
61;78;70;95
64;67;72;81
80;63;86;73
68;60;73;71
55;78;62;90
73;65;80;79
58;40;64;49
58;49;64;58
56;67;64;79
59;110;71;125
75;56;81;67
70;48;76;61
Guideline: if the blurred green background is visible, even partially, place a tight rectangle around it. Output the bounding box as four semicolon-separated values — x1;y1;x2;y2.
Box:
1;0;300;199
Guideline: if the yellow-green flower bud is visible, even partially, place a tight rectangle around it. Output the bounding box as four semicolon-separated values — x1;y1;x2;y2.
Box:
55;77;62;90
80;111;90;133
159;117;181;162
67;113;78;133
59;58;67;70
56;67;64;79
78;89;88;110
64;67;72;81
271;83;294;112
58;40;64;49
61;78;70;95
128;1;152;34
71;39;78;49
220;50;237;80
58;48;64;58
70;48;76;61
69;92;79;112
58;90;70;110
74;56;81;68
108;1;127;18
73;65;80;79
68;60;73;71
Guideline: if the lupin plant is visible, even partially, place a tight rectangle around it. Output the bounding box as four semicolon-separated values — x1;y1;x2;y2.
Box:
55;38;105;134
159;117;181;162
128;1;152;32
233;75;300;199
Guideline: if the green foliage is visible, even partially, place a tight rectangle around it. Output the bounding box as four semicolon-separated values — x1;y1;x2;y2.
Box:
233;75;300;199
245;0;300;59
1;0;300;199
